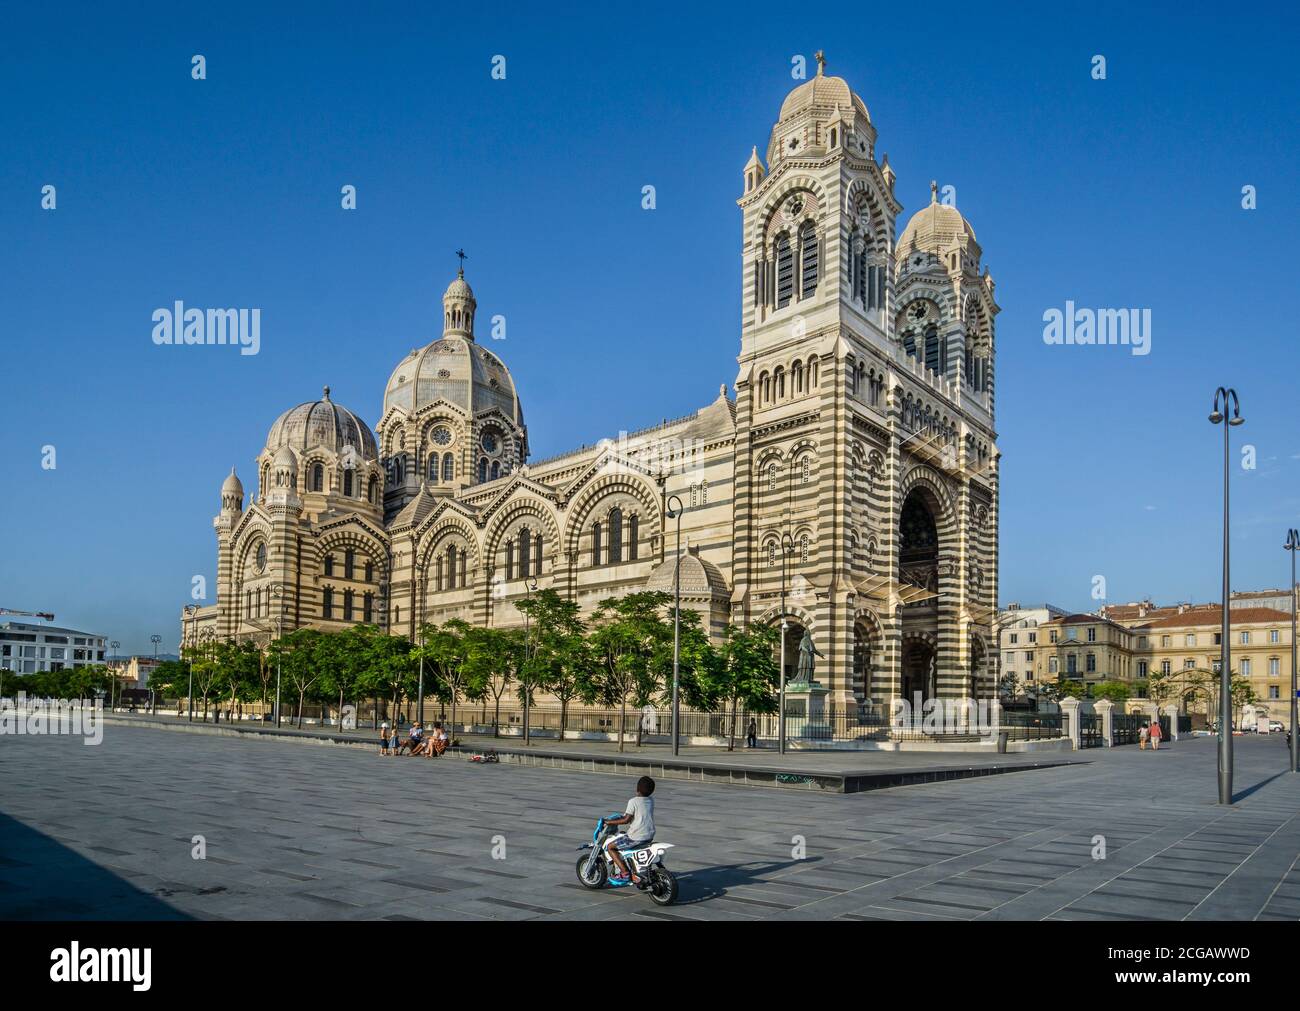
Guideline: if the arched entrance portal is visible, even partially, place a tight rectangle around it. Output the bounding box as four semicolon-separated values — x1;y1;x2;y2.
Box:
901;638;936;707
898;490;939;600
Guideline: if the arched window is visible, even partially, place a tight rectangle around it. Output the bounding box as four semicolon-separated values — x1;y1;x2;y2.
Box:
324;554;334;577
364;560;373;583
800;533;810;564
394;458;404;484
506;539;515;580
808;356;818;389
459;550;466;587
446;545;457;589
491;461;500;480
793;360;804;394
924;327;943;374
628;515;638;561
534;534;543;574
322;587;333;619
519;528;531;578
363;593;373;624
428;455;439;482
591;522;602;566
343;470;354;497
343;589;354;622
367;475;378;502
344;550;355;579
311;464;324;492
759;371;770;404
903;331;917;359
775;232;793;308
775;367;785;399
799;221;819;299
442;453;454;482
768;463;778;493
478;458;488;482
801;456;811;484
435;555;444;591
609;508;623;564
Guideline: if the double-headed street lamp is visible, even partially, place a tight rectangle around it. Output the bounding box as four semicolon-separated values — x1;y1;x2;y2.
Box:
778;530;795;756
666;495;684;756
1209;387;1243;805
181;609;197;721
110;639;121;710
270;583;286;729
1286;530;1299;774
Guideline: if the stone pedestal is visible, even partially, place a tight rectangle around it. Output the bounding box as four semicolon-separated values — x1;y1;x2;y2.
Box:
1095;698;1115;746
784;681;831;741
1060;696;1081;751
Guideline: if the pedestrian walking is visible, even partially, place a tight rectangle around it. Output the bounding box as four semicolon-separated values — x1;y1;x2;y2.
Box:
746;718;757;749
1139;723;1148;750
1150;718;1163;751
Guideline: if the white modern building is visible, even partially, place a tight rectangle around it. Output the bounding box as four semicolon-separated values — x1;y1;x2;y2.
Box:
0;622;108;674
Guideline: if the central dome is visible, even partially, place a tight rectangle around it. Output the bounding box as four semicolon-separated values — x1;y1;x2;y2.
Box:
779;70;870;123
381;268;523;425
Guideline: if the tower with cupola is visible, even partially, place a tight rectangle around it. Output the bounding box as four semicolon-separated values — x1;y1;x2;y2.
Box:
732;52;1000;715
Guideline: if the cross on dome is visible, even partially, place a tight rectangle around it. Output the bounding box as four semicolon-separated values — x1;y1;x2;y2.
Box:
814;50;826;76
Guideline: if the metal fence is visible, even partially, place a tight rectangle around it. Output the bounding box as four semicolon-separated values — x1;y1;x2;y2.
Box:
1078;713;1103;748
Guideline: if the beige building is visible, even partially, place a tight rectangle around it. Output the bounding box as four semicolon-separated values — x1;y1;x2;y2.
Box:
182;56;1002;711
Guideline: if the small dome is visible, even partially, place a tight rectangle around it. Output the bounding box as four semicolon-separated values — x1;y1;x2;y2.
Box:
645;548;730;599
265;387;379;462
444;273;474;301
221;468;243;495
780;72;870;123
898;184;979;260
271;444;298;472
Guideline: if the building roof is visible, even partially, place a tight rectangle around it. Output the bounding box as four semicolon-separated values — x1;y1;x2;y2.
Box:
1136;606;1291;630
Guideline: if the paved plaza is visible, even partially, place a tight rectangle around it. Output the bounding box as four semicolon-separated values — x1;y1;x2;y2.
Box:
1;723;1298;920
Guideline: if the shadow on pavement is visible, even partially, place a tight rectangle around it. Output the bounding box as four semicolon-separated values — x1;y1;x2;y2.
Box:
674;856;821;906
0;812;190;920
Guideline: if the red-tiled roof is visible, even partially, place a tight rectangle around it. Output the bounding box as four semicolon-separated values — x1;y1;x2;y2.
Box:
1136;607;1291;629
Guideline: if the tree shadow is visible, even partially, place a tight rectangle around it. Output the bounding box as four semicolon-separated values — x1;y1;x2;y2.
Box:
672;856;823;906
1234;769;1291;802
0;812;191;920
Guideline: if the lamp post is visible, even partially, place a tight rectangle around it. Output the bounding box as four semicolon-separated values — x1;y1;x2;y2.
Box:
666;495;684;756
1286;530;1299;774
270;583;285;728
110;639;121;711
779;531;795;756
522;575;538;745
1209;387;1243;804
196;627;215;722
181;610;196;721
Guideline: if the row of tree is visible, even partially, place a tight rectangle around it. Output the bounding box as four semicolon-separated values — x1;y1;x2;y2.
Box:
144;590;779;751
999;668;1262;724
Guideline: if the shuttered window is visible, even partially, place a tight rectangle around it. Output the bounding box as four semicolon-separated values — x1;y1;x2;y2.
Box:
775;234;793;308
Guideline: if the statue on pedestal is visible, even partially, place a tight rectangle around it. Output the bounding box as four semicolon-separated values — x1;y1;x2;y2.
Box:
795;629;825;684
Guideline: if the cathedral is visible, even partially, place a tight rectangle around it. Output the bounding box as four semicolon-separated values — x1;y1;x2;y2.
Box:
185;56;1001;713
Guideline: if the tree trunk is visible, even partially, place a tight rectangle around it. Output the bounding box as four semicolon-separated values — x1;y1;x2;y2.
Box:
618;695;626;753
339;688;345;730
493;695;501;738
729;697;737;752
560;697;568;743
297;691;306;729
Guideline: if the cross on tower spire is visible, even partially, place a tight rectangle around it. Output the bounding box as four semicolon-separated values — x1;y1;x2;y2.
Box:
814;50;826;76
455;248;468;277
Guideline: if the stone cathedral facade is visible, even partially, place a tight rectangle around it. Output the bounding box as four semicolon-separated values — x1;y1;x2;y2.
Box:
185;57;1001;713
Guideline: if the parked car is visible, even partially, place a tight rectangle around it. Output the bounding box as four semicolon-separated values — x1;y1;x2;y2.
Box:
1270;720;1285;733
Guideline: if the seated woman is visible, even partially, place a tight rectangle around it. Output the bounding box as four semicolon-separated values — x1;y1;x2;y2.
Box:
400;722;424;755
420;721;449;757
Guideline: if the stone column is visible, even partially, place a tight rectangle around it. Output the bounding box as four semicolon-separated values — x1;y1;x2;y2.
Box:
1095;698;1115;747
1060;695;1081;750
1162;703;1180;742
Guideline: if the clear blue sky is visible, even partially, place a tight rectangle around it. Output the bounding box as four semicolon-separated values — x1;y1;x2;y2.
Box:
2;1;1297;655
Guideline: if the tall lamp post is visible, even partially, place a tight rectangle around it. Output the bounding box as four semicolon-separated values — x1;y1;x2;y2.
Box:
197;627;215;722
522;575;538;745
182;608;197;720
110;639;121;711
779;531;795;756
270;583;286;728
666;495;684;756
1209;387;1243;805
1286;530;1299;774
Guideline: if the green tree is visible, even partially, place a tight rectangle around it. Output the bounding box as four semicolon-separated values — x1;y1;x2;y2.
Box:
417;619;485;737
588;591;674;751
517;588;591;742
462;626;523;737
686;622;778;750
1092;679;1131;704
278;628;324;728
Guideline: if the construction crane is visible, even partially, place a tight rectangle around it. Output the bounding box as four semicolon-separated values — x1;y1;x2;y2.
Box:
0;608;55;621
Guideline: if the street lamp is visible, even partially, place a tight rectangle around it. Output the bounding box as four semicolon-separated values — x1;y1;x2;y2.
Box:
779;531;795;756
270;583;286;728
1286;530;1299;774
197;627;216;721
522;575;538;745
666;495;684;756
110;639;121;711
182;609;197;721
1209;386;1243;805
